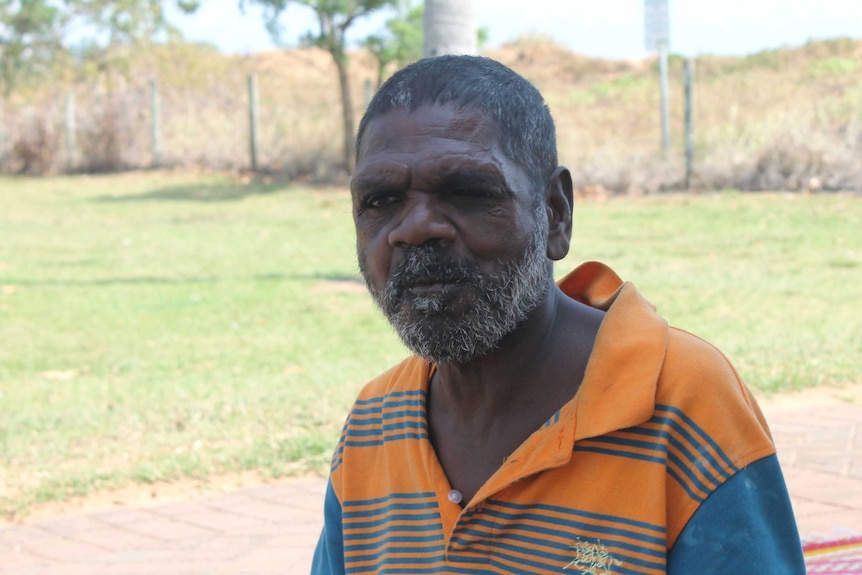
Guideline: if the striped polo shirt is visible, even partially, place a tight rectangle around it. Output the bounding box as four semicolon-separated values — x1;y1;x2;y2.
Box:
312;262;805;574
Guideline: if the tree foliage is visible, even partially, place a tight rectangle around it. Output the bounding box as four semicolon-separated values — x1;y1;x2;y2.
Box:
243;0;398;171
363;0;420;87
0;0;65;93
364;2;488;88
247;0;394;61
66;0;198;47
0;0;198;94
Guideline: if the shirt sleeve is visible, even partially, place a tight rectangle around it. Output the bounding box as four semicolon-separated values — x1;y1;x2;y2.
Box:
310;479;345;575
667;454;805;574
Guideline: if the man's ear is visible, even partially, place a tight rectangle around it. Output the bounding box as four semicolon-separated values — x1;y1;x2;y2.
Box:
545;166;574;261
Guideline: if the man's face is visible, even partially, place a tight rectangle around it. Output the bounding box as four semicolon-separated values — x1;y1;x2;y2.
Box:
351;103;552;364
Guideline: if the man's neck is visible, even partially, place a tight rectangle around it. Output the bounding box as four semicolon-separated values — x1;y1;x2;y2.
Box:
430;284;604;432
425;283;606;505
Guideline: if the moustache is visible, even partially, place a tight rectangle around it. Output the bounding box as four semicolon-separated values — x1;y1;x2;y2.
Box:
387;247;480;294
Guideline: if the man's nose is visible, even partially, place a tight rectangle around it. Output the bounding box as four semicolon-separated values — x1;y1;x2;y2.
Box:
388;195;456;247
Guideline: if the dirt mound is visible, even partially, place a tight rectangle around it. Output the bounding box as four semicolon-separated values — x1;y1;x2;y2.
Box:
485;36;649;83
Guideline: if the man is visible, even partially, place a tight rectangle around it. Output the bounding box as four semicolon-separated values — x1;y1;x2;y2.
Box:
312;55;804;574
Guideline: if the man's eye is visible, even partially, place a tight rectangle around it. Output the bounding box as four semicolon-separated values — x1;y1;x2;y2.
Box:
452;188;495;199
364;193;400;210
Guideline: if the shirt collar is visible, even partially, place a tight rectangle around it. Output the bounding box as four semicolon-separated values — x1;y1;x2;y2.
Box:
559;261;668;441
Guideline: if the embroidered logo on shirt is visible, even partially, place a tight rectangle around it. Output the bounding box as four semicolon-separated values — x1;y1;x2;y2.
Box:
563;537;623;574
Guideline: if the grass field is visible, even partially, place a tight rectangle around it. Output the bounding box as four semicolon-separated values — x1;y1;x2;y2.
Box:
1;172;860;518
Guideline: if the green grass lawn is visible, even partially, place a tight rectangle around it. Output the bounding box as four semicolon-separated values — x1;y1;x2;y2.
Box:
1;172;860;518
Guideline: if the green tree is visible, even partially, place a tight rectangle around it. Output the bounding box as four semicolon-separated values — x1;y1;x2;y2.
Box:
245;0;397;172
65;0;199;79
0;0;198;94
363;0;421;87
65;0;198;47
364;2;488;89
0;0;65;94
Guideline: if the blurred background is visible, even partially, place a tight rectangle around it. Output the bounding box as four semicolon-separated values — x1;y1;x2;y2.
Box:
2;0;861;192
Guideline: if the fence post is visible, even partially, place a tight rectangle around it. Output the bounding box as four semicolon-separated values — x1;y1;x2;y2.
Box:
658;39;670;153
0;98;5;171
684;59;695;189
151;80;161;168
65;92;76;172
248;74;259;171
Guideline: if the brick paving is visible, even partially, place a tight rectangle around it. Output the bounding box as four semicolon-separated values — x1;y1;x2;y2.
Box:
2;389;861;574
764;397;862;540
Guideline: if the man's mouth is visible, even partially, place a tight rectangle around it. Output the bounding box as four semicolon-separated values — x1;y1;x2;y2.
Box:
403;276;465;296
390;251;474;299
407;281;448;295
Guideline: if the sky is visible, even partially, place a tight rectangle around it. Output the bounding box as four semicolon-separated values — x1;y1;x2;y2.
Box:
168;0;862;60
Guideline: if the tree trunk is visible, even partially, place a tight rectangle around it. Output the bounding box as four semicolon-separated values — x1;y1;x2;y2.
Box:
334;55;356;173
423;0;477;58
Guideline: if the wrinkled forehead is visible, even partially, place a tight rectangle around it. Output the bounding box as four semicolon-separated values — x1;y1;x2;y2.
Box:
356;103;500;161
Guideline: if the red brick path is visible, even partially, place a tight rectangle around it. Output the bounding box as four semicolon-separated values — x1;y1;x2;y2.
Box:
2;391;861;574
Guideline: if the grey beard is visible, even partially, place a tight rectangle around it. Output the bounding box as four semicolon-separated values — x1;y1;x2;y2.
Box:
361;220;552;364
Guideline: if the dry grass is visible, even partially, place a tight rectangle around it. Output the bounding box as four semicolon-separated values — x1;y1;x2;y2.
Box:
486;36;862;193
1;37;861;191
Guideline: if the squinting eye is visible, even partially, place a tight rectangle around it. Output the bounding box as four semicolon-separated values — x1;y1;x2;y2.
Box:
452;188;495;199
364;193;400;210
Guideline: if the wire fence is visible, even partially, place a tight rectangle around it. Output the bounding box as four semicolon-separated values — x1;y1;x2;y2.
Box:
1;43;860;192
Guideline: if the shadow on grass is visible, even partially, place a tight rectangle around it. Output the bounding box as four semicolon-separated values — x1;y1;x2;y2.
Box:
303;272;363;283
2;272;364;288
93;182;286;203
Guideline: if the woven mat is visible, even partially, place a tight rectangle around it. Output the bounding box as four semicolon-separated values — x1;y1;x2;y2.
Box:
804;536;862;574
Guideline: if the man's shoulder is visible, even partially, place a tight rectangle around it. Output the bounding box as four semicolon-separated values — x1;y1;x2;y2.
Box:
657;326;775;465
662;325;745;392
